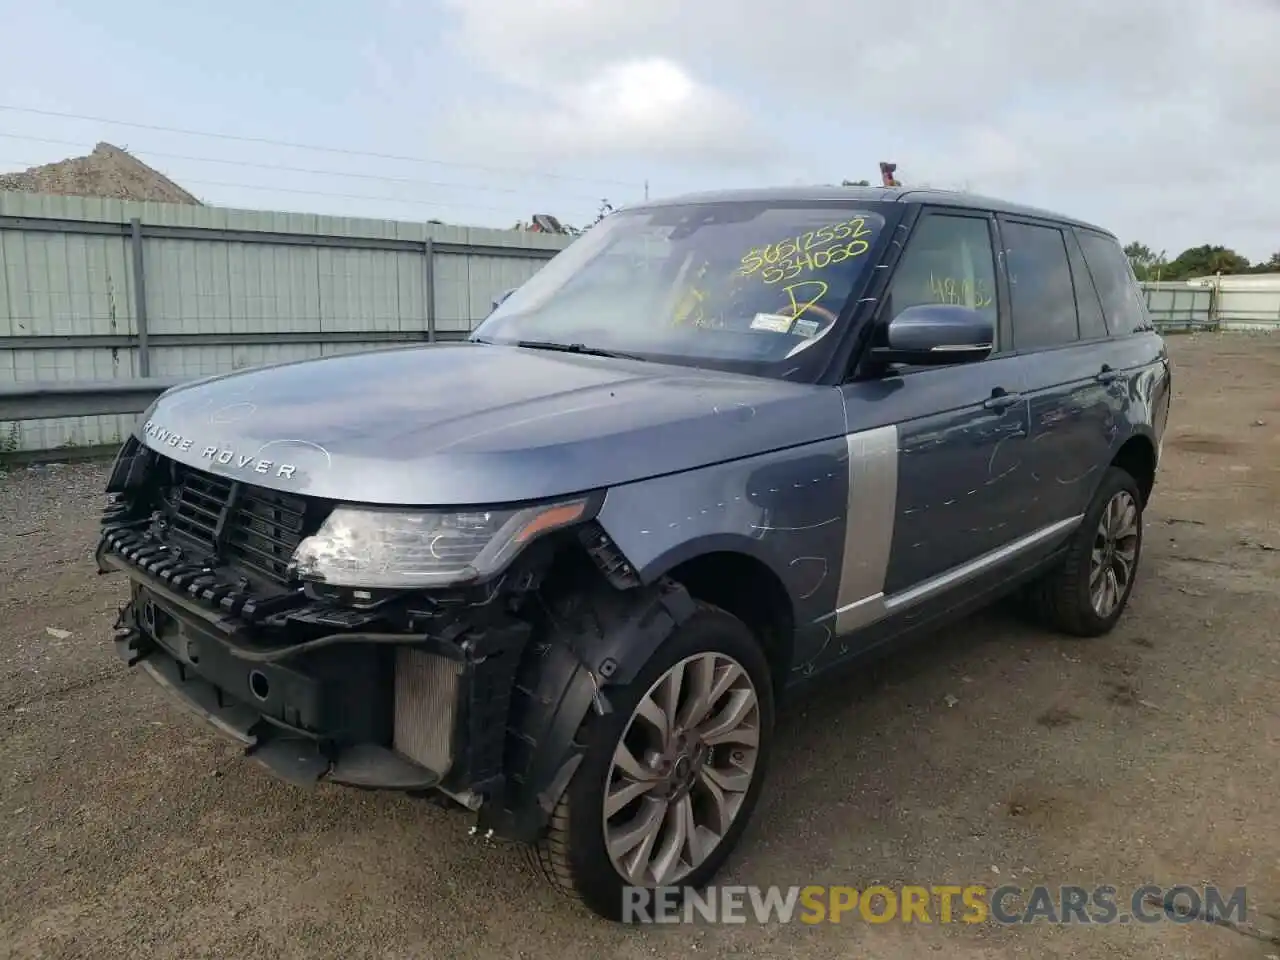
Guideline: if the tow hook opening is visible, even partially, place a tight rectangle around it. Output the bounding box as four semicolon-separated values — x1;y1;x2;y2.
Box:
248;669;271;702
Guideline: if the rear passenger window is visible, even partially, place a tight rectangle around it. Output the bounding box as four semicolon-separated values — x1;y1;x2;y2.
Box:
1077;231;1153;334
886;214;998;330
1002;221;1079;350
1065;232;1109;340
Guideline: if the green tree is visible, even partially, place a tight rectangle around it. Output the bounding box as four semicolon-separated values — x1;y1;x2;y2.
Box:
1124;241;1155;264
1123;242;1168;281
842;179;871;186
1251;251;1280;273
1161;245;1251;280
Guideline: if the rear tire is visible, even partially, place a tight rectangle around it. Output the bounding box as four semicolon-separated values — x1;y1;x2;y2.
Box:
530;602;775;921
1023;466;1144;637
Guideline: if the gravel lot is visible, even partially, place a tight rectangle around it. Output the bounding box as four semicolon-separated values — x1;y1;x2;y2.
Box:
2;333;1279;960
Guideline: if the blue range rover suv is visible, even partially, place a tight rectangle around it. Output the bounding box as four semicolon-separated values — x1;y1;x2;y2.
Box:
101;186;1171;921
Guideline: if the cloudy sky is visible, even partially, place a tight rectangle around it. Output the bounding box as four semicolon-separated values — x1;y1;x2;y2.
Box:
1;0;1277;259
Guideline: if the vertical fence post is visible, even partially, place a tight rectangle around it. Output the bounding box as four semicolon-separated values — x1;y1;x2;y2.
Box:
423;237;437;343
129;218;151;376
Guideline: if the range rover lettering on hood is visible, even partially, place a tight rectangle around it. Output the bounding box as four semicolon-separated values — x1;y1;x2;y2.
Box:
142;420;297;480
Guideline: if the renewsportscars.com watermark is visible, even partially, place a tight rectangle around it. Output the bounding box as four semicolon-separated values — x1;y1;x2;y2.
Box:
622;884;1248;926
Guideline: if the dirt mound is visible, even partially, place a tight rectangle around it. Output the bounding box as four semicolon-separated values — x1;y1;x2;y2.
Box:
0;142;201;205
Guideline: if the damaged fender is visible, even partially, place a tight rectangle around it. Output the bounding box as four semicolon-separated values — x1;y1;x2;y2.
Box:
482;578;697;841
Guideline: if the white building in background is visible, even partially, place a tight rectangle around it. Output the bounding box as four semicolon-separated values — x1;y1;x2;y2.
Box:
1183;273;1280;288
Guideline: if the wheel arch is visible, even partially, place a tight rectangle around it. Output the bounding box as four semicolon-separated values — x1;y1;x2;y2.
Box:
487;539;796;843
656;547;796;695
593;529;801;694
1110;430;1158;506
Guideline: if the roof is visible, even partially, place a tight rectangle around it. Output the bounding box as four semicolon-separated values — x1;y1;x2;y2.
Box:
628;185;1114;237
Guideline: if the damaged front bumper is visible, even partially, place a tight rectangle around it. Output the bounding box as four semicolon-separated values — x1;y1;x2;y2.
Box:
101;535;530;813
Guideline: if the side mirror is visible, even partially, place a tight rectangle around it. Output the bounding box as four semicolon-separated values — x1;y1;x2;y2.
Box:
490;288;517;314
870;304;994;366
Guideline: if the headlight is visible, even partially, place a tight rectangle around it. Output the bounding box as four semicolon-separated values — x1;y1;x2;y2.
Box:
289;497;592;589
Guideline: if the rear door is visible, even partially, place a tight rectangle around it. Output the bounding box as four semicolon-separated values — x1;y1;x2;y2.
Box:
998;217;1118;528
1075;228;1173;460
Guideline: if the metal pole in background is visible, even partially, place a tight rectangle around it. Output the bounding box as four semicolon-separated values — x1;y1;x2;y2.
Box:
129;218;151;376
424;237;437;343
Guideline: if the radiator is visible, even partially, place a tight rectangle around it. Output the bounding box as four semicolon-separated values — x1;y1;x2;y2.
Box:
393;647;462;773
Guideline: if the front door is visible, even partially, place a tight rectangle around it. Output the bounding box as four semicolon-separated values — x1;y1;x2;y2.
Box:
833;209;1033;637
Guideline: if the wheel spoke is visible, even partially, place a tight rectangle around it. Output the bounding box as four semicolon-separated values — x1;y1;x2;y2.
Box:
661;659;685;732
1113;547;1136;584
1105;568;1120;614
649;798;688;884
708;661;744;707
605;772;660;818
633;692;669;747
702;762;752;794
1090;551;1107;587
699;689;758;746
697;767;731;829
1091;576;1106;614
612;741;656;783
679;795;705;870
1114;499;1138;540
1108;494;1124;535
609;796;667;881
677;655;717;729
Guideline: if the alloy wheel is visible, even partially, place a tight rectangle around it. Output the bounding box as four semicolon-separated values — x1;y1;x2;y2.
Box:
1090;490;1140;617
602;652;761;887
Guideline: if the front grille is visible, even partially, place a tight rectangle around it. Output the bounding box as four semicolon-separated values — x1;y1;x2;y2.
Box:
228;486;309;583
165;462;319;586
169;469;227;543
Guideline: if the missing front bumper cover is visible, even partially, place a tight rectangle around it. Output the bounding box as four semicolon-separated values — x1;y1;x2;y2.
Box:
114;577;529;799
126;631;441;790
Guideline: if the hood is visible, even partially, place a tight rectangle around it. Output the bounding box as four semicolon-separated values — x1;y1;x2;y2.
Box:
136;342;846;505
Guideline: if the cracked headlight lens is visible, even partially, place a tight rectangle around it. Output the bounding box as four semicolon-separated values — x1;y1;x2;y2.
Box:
290;498;591;588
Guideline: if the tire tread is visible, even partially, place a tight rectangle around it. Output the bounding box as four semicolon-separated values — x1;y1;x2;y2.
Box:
1024;466;1142;638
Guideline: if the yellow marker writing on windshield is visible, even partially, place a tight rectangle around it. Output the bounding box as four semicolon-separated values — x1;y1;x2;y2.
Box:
780;280;829;321
740;217;874;281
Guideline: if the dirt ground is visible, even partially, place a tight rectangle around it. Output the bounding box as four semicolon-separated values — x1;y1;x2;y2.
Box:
2;332;1279;960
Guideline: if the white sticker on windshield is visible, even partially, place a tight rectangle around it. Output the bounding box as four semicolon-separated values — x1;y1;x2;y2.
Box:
791;318;820;338
750;312;795;333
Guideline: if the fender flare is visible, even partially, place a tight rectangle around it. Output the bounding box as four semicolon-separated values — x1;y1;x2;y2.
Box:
478;578;697;841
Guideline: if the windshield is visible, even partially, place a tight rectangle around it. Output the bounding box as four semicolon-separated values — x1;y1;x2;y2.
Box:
472;200;892;379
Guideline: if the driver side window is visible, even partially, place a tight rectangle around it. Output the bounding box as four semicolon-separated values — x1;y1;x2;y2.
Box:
885;213;999;341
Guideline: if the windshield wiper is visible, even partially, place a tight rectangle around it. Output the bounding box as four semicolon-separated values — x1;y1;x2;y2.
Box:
504;339;645;361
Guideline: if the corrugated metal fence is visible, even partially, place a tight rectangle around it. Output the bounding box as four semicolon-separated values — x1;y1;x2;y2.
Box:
0;192;572;454
1140;280;1280;332
1140;284;1216;332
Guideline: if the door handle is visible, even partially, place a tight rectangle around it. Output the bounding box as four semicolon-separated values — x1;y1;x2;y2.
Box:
983;388;1023;411
1096;364;1121;384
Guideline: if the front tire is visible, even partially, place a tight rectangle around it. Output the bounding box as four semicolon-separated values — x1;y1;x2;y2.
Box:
532;602;775;921
1023;466;1144;637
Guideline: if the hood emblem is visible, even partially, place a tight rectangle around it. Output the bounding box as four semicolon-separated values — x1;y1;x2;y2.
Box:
143;420;297;480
